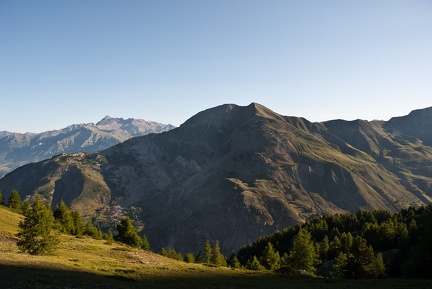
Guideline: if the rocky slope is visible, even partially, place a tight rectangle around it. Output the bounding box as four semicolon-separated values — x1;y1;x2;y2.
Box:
1;103;431;254
0;116;175;177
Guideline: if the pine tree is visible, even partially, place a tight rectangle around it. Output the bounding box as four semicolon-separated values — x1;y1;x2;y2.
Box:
184;253;195;263
116;217;143;248
332;252;348;278
195;251;204;263
246;256;265;270
319;235;330;260
228;253;242;269
21;200;31;216
8;189;21;210
160;248;168;257
280;252;290;266
0;190;4;206
204;239;212;263
16;194;59;255
141;235;150;251
84;220;99;238
71;210;84;236
104;230;114;245
340;232;353;253
260;242;281;270
210;240;227;266
164;248;183;260
345;236;377;278
328;235;342;259
288;228;318;273
53;200;75;234
374;253;386;278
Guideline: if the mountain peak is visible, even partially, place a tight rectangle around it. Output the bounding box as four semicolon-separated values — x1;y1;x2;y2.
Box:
180;102;282;129
384;106;432;146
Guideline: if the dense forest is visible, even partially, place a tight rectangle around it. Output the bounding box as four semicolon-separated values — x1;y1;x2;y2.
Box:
235;205;432;279
1;189;431;279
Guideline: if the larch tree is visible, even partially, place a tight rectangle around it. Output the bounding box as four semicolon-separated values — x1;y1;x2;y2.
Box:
71;210;84;236
53;200;75;234
345;236;380;279
116;216;144;248
204;239;212;263
260;242;281;270
246;256;265;271
288;228;318;273
0;190;4;206
210;240;227;267
21;200;31;216
228;253;242;269
16;194;59;255
8;189;21;210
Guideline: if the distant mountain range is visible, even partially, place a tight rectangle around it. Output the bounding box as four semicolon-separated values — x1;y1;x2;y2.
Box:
0;116;175;177
1;103;431;254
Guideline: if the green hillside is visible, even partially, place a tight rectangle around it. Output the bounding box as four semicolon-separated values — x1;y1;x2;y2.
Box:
1;206;431;289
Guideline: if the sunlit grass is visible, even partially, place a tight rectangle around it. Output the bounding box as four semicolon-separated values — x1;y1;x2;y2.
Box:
1;206;431;289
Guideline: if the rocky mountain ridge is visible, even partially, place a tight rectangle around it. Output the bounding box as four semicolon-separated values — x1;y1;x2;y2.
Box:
1;103;431;254
0;116;175;177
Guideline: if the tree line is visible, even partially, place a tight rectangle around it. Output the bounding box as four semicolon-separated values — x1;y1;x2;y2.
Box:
2;189;431;279
235;205;432;279
153;205;432;279
0;189;150;254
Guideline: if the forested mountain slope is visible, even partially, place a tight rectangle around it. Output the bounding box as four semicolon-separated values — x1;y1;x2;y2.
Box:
1;103;431;254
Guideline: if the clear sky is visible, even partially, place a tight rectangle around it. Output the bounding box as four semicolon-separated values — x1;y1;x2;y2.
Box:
1;0;431;133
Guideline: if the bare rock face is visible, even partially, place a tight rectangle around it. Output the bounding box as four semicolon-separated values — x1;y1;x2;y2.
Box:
0;117;174;177
1;103;432;254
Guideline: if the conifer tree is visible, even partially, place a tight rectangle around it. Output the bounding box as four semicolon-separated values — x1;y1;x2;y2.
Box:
288;228;318;273
228;253;242;269
340;232;353;253
184;253;195;263
246;256;265;270
328;235;342;259
260;242;281;270
332;252;348;278
104;230;114;245
8;189;21;210
116;217;143;248
210;240;227;266
319;235;330;260
374;253;386;278
195;251;204;263
0;190;4;206
345;236;378;278
204;239;212;263
160;248;168;257
141;235;150;251
163;248;183;260
53;200;75;234
71;210;84;236
16;194;59;255
280;252;290;266
82;220;103;239
21;200;31;216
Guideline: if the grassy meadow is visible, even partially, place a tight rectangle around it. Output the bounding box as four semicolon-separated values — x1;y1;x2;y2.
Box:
0;206;431;289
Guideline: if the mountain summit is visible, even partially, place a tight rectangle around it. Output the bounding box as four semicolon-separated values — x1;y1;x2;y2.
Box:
1;103;431;254
0;117;175;177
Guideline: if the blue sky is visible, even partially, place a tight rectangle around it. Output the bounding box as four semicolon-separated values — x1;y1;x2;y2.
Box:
1;0;431;133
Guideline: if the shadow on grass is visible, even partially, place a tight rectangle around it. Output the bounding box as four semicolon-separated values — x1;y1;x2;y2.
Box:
0;264;431;289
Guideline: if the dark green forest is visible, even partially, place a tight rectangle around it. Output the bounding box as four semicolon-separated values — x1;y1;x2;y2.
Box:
235;205;432;279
